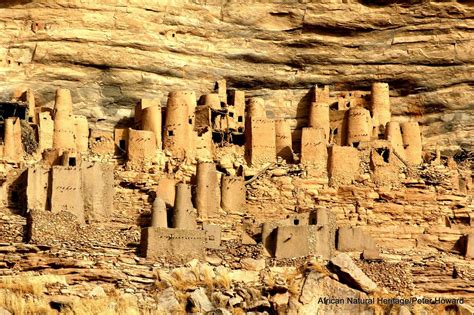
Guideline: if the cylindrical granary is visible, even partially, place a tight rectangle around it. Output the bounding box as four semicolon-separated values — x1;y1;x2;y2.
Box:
54;88;73;117
142;104;162;150
4;118;22;162
202;93;221;110
74;116;89;153
346;106;371;147
309;101;330;140
164;91;196;159
195;162;220;219
221;176;245;213
401;121;422;165
274;119;293;163
173;183;197;229
53;113;76;150
151;196;168;228
385;121;406;161
371;83;391;129
247;97;266;118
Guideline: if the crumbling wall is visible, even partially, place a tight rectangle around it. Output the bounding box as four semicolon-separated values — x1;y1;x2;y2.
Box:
245;118;276;166
370;144;401;187
89;130;115;155
328;145;360;186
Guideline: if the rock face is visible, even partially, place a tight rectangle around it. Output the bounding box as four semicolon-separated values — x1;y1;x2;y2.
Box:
291;271;374;314
0;0;472;151
330;253;378;293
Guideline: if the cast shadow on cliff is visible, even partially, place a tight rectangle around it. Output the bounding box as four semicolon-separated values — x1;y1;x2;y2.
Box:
358;0;429;7
0;0;33;8
295;87;313;129
291;87;314;152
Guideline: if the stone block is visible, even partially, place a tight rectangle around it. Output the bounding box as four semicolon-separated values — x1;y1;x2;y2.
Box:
330;253;377;293
362;249;381;261
194;105;211;129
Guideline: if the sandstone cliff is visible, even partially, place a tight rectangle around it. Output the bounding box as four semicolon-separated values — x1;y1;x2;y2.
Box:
0;0;472;151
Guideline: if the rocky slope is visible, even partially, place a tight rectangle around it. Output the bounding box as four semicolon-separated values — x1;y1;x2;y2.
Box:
0;0;472;151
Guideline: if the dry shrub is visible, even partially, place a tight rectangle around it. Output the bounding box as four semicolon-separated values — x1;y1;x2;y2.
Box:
0;274;154;315
62;295;141;315
0;289;54;315
306;259;329;275
156;264;231;292
0;274;67;295
214;268;231;290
